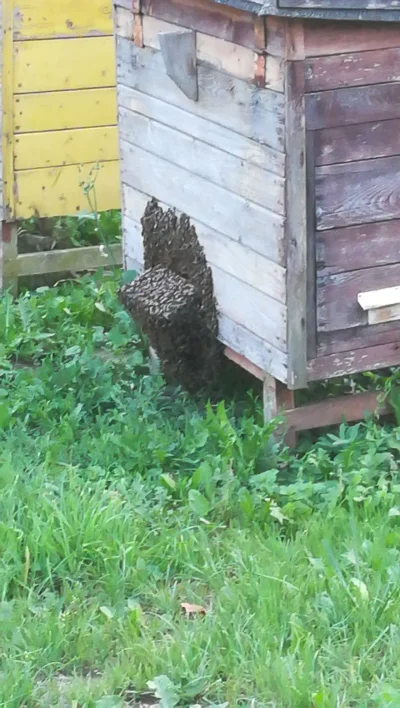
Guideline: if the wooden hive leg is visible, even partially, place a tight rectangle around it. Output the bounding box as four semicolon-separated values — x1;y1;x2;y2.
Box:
1;222;18;296
263;374;297;447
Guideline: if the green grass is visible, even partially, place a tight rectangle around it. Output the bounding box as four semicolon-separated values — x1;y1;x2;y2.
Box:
3;272;400;706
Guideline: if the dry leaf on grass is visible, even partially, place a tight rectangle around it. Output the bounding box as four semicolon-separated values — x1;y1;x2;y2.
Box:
180;602;207;617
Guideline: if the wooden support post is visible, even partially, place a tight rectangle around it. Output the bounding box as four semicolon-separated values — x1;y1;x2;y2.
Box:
263;374;297;447
1;222;18;296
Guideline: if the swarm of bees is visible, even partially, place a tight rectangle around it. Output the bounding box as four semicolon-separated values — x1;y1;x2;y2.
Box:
119;199;222;392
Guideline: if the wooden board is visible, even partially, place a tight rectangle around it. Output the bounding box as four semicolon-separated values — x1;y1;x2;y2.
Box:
219;318;288;383
303;20;400;57
14;127;119;170
284;390;391;433
315;156;400;230
9;244;122;277
317;263;400;332
14;0;113;39
14;160;121;218
117;39;285;152
118;106;285;213
120;140;285;263
117;84;285;175
14;88;118;133
306;47;400;93
317;220;400;274
306;83;400;131
285;60;308;389
14;36;116;93
317;321;400;356
314;119;400;166
141;0;265;50
308;341;400;381
142;16;257;82
122;183;286;302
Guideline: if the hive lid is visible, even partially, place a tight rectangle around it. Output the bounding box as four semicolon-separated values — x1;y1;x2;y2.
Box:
216;0;400;21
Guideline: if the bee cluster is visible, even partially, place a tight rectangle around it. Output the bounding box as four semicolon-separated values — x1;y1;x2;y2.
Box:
119;199;221;391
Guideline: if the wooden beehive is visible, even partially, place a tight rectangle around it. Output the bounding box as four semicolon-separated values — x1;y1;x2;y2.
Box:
115;0;400;434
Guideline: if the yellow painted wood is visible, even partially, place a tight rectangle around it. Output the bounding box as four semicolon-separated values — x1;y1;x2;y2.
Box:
2;0;15;218
15;161;121;219
14;0;113;39
14;88;118;133
14;36;116;94
15;127;119;170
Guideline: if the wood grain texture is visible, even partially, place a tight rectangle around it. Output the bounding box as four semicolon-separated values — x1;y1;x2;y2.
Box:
317;263;400;332
284;389;390;432
117;38;285;151
10;244;122;277
14;126;118;170
118;106;285;212
14;88;118;133
114;5;134;38
141;0;264;50
14;161;120;219
315;156;400;230
218;317;288;382
117;84;285;175
317;321;400;357
303;20;400;56
285;60;308;389
159;29;198;101
306;83;400;131
14;0;113;39
14;36;116;94
121;140;285;264
308;341;400;381
306;47;400;93
317;220;400;274
314;119;400;166
122;182;286;301
143;16;258;82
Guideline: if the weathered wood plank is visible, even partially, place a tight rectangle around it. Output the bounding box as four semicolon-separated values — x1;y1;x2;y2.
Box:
143;16;258;82
306;83;400;131
14;37;116;94
14;0;113;39
159;29;198;101
308;341;400;381
14;88;118;133
1;223;18;295
317;263;400;332
285;60;307;389
314;119;400;166
317;220;400;274
218;316;288;382
122;182;286;301
317;321;400;356
118;107;285;213
306;48;400;93
10;244;122;277
15;161;120;219
117;39;285;152
114;5;134;39
14;126;119;170
315;155;400;230
303;20;400;57
284;390;391;432
141;0;265;50
120;140;285;263
117;84;285;175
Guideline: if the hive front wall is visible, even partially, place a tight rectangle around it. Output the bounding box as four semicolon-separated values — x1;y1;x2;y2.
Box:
1;0;121;220
302;19;400;381
116;0;290;383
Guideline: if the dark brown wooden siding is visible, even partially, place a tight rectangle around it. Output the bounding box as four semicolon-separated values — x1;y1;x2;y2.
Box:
304;20;400;377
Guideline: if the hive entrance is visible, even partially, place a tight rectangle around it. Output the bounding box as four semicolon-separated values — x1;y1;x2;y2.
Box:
120;199;221;391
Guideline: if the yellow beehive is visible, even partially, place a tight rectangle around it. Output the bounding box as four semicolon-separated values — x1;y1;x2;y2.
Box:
1;0;121;220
